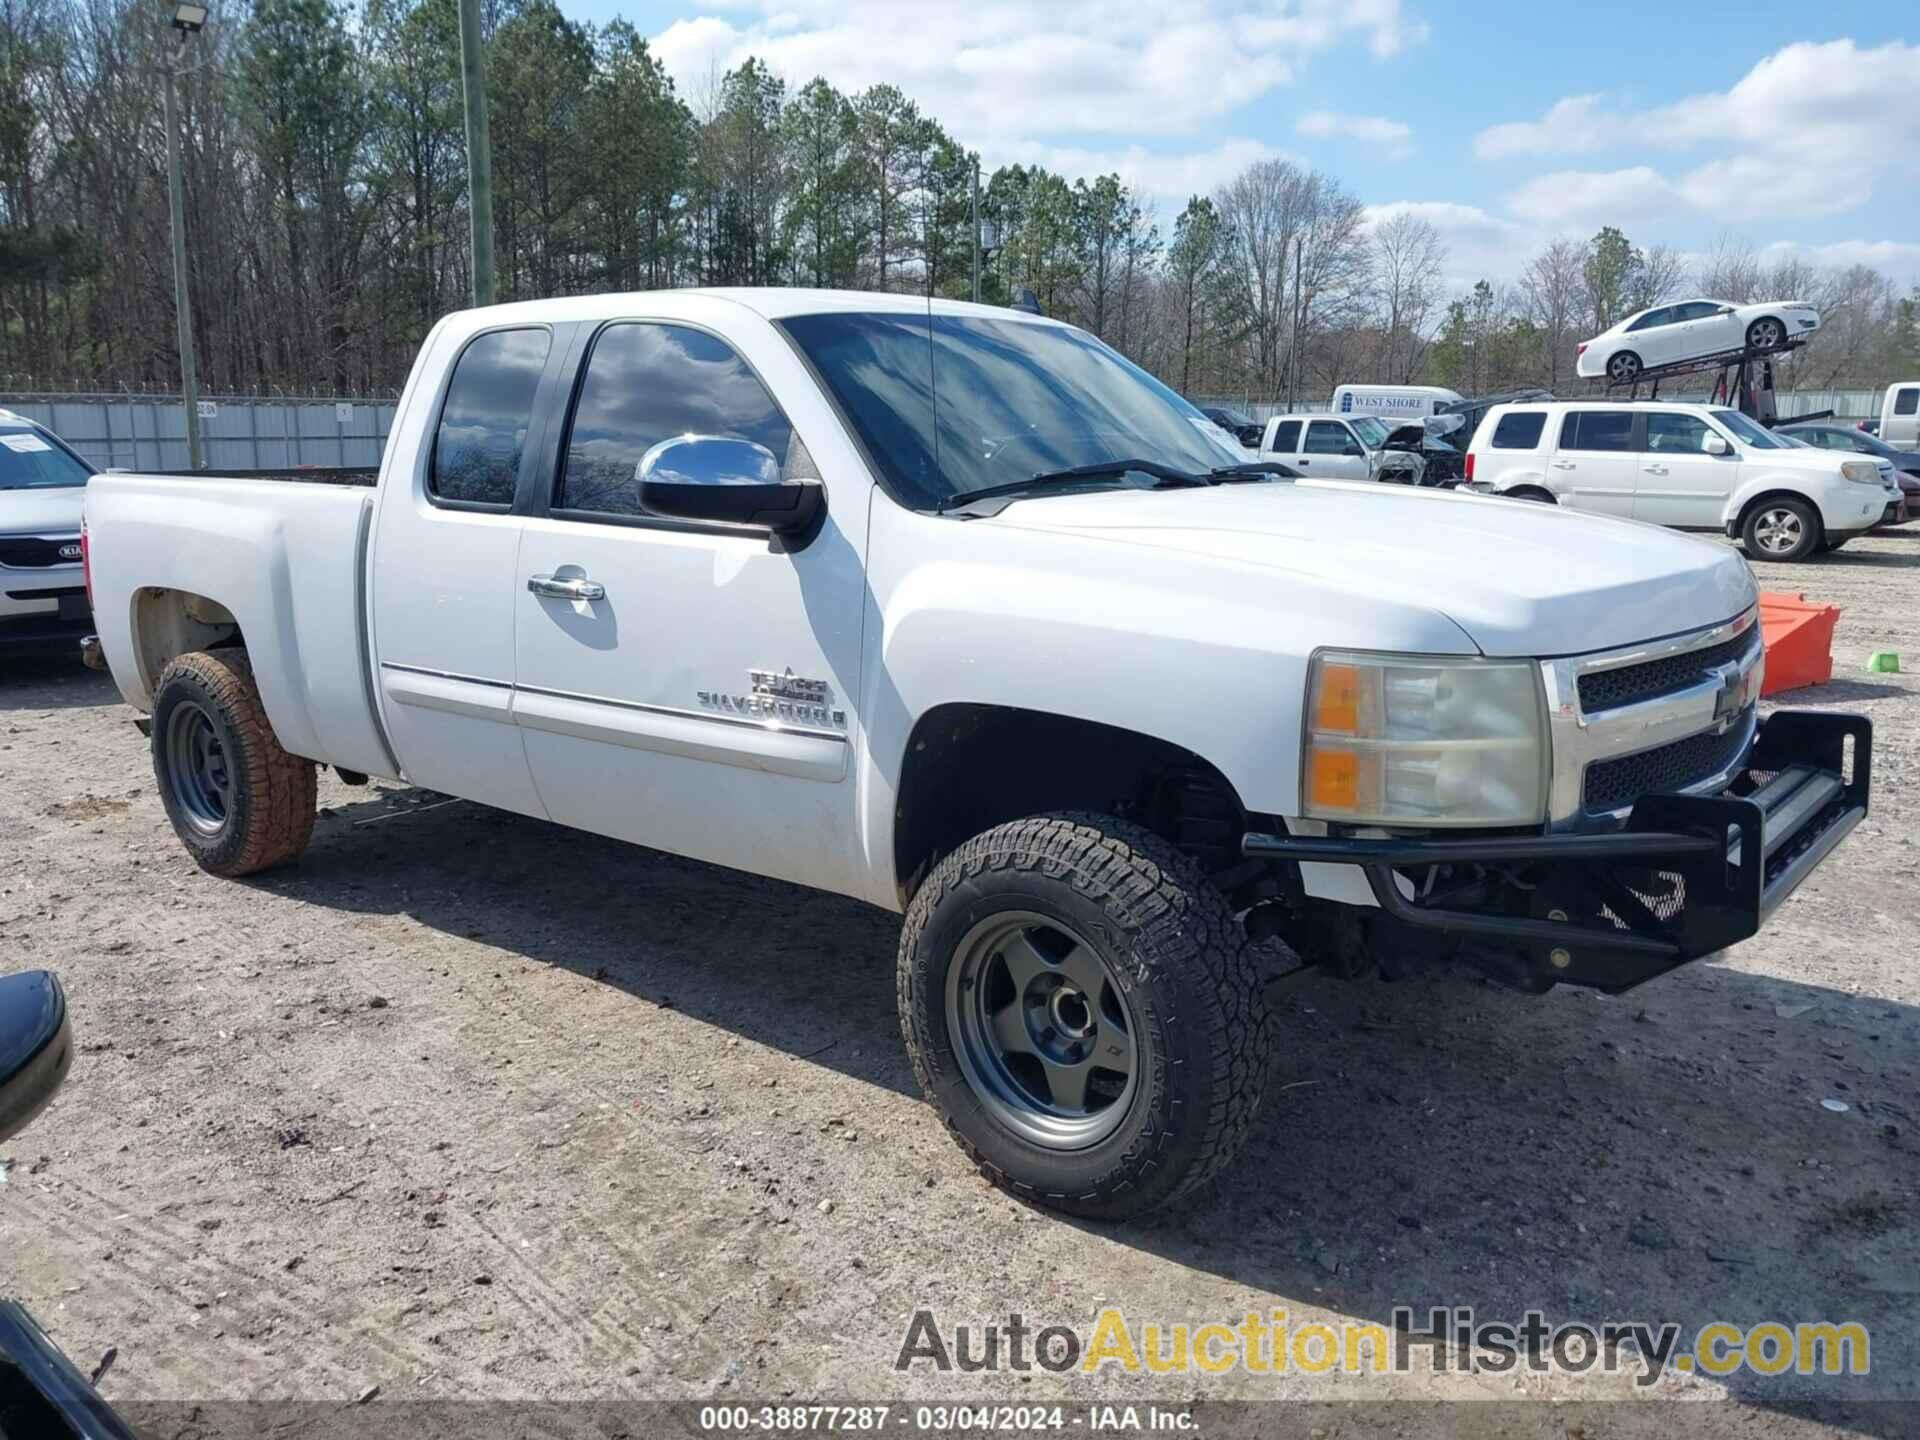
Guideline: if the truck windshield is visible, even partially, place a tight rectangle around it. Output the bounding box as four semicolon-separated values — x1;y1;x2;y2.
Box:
1349;417;1390;448
1711;410;1790;451
779;311;1244;510
0;428;92;489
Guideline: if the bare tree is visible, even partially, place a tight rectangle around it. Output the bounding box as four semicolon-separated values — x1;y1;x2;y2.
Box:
1369;211;1445;383
1519;237;1586;388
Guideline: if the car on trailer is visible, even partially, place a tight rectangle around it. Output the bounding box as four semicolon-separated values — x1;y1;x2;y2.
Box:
1577;299;1820;385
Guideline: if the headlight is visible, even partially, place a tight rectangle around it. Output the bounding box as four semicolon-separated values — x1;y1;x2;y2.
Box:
1302;651;1548;827
1841;461;1881;485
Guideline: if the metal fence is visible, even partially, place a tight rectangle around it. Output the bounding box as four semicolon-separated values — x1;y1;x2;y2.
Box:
0;392;397;473
1190;387;1888;425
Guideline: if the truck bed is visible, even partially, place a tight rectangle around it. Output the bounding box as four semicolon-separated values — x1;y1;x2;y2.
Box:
84;472;397;780
151;467;381;487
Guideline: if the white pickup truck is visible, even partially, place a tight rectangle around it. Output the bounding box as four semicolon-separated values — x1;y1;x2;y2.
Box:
82;290;1870;1218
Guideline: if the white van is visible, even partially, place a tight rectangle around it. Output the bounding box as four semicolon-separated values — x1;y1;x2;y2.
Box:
1330;384;1463;422
1879;381;1920;448
1463;399;1901;562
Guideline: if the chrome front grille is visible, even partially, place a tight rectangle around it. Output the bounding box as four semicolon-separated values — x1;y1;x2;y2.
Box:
1582;712;1756;812
1576;627;1761;714
1543;609;1763;826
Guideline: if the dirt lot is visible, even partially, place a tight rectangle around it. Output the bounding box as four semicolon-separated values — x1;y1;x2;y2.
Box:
2;535;1916;1438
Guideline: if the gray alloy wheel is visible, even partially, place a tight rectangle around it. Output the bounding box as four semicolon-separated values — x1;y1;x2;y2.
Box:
943;910;1139;1150
1747;317;1785;351
1607;350;1642;384
163;700;235;836
1750;504;1813;559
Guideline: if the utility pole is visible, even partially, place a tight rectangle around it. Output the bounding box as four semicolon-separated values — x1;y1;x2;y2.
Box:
457;0;495;307
162;5;207;470
1286;234;1304;413
970;156;981;304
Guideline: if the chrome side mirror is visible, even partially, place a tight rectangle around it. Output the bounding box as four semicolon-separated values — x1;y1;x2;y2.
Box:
636;435;824;535
0;971;71;1146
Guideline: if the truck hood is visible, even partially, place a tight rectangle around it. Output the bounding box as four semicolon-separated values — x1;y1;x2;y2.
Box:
980;480;1758;658
0;485;86;535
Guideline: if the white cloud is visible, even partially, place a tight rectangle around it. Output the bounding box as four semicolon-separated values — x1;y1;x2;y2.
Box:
1295;110;1412;154
651;1;1428;146
1362;200;1542;288
1473;94;1607;160
1758;239;1920;284
996;138;1295;208
1474;40;1920;223
1506;166;1684;228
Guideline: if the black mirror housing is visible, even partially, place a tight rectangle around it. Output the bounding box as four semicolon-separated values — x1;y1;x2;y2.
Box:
0;971;71;1146
640;478;825;534
637;435;827;536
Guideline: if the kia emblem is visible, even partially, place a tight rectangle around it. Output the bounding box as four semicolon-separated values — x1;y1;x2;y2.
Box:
59;543;81;560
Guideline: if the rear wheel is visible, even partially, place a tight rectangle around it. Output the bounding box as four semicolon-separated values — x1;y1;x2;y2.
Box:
1506;486;1557;504
898;813;1271;1219
1606;350;1642;384
1746;316;1785;352
1741;497;1822;563
151;649;317;876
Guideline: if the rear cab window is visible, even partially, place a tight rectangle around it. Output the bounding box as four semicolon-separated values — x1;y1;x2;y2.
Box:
1269;420;1301;452
1896;388;1919;417
1490;412;1546;449
429;327;553;508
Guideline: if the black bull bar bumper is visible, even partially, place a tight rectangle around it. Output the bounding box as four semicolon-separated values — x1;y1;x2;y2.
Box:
1243;711;1870;992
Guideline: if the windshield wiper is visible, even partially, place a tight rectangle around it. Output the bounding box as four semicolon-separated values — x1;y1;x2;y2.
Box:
1208;462;1297;482
936;458;1211;513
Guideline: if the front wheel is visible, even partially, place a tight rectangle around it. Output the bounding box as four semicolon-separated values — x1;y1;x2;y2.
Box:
1741;497;1822;563
151;649;317;876
898;814;1272;1219
1746;316;1785;352
1606;350;1642;384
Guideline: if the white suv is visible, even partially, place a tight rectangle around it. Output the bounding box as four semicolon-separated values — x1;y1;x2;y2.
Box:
1462;400;1899;562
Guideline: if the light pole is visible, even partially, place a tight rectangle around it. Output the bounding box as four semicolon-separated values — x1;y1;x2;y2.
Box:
457;0;495;307
970;157;980;303
163;2;208;470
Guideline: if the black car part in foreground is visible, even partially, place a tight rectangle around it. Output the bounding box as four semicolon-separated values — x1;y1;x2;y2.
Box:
1244;710;1868;994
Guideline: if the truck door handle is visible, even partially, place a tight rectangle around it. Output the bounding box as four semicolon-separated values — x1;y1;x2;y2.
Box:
1644;463;1669;475
528;574;606;602
1550;460;1575;470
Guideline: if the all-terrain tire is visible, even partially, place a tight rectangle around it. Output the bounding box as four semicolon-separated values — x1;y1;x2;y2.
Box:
897;812;1272;1220
151;649;317;876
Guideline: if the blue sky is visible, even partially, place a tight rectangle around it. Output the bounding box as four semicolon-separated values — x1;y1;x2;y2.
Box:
551;0;1920;287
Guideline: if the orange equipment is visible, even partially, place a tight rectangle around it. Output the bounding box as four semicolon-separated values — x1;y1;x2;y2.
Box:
1758;592;1840;695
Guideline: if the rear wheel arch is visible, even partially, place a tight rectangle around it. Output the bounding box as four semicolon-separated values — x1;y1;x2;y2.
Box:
130;587;244;696
889;703;1251;908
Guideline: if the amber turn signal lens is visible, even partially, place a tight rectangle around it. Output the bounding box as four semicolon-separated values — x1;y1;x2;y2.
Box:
1313;662;1361;734
1306;746;1358;812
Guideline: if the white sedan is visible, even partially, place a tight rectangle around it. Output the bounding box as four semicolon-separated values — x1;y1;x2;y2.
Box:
1576;298;1820;384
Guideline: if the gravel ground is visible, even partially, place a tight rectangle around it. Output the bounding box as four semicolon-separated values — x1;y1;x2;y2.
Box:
2;534;1916;1438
